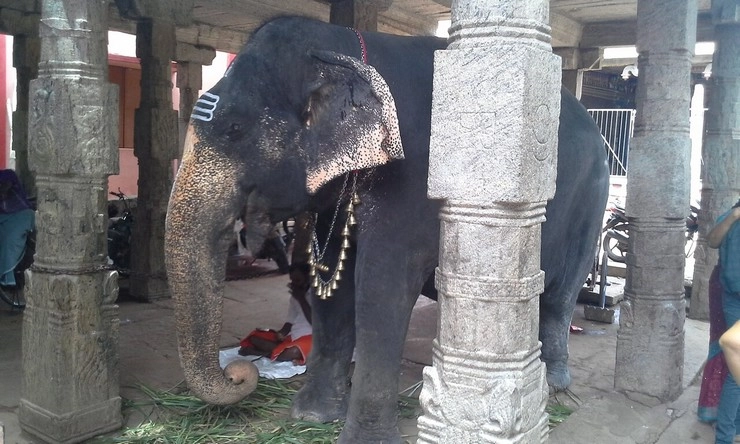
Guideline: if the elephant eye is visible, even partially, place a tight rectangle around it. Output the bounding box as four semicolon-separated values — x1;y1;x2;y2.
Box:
226;123;243;141
302;99;313;128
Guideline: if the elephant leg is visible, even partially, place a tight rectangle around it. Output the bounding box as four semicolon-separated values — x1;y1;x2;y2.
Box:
338;246;427;444
291;253;356;422
539;279;581;392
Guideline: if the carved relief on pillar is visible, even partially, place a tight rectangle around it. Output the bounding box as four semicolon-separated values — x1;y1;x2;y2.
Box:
419;343;548;442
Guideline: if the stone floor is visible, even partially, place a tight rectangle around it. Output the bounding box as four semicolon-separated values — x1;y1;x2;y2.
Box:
0;259;717;443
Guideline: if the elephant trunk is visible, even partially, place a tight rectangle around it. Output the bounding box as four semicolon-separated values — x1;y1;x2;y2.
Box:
165;128;259;405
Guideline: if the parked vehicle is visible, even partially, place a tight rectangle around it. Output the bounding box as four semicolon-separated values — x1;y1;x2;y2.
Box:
107;189;133;275
0;228;34;310
602;203;700;263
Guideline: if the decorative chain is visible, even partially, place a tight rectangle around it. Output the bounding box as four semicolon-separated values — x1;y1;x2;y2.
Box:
309;173;360;300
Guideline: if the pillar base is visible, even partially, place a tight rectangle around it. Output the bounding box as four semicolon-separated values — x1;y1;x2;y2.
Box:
19;397;121;444
129;273;169;301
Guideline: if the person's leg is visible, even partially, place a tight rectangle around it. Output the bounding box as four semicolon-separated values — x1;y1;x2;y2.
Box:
717;292;740;444
721;320;740;382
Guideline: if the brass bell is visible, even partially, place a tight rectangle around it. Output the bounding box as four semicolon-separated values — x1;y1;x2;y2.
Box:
337;260;345;271
348;213;357;226
339;249;348;261
312;275;320;288
342;225;351;237
306;242;313;254
324;289;333;299
309;265;316;277
346;201;354;214
330;279;339;290
352;193;362;206
342;238;351;249
334;270;342;282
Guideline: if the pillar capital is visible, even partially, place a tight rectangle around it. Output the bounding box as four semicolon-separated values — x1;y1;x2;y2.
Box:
553;47;601;70
175;42;216;66
712;0;740;25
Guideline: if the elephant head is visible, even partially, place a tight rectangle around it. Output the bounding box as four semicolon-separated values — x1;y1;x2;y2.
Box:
165;25;404;405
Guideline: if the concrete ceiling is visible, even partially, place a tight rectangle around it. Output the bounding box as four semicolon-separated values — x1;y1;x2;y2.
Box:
173;0;714;54
0;1;715;57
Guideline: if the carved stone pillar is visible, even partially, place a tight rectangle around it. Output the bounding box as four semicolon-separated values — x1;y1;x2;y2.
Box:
329;0;392;31
129;18;178;301
418;1;558;441
175;43;215;159
12;34;40;197
19;1;121;443
690;0;740;321
614;0;697;402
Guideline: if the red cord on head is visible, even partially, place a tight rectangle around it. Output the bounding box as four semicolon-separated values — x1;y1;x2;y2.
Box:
351;28;368;64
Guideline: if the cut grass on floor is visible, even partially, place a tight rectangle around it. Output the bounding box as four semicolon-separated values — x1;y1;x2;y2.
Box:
92;378;420;444
91;379;571;443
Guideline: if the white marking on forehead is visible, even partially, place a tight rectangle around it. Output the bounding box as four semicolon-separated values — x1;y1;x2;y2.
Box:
192;92;220;122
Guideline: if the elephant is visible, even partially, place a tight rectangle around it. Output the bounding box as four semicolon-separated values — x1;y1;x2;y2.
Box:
165;16;609;444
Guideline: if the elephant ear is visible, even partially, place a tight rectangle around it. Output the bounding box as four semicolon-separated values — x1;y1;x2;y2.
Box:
303;50;404;194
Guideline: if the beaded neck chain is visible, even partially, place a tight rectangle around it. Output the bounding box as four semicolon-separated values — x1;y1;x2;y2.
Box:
309;173;360;299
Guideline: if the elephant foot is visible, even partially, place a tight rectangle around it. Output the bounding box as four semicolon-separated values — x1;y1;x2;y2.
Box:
338;420;401;444
290;375;350;423
545;360;571;392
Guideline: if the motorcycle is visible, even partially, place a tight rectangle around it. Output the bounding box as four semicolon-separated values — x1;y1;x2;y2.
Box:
107;189;133;275
602;203;700;263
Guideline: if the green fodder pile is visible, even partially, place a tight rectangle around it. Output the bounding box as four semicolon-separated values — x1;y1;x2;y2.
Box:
92;379;570;443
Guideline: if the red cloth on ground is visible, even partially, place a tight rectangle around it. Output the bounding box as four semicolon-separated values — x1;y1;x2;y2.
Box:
240;329;312;365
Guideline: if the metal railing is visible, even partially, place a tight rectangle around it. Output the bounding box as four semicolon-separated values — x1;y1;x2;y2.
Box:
587;109;636;176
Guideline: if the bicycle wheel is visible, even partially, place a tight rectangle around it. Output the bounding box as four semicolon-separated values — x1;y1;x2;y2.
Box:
0;285;26;310
604;225;628;263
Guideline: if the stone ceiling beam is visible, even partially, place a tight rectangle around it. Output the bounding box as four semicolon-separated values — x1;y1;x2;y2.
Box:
114;0;194;26
581;12;714;48
0;5;38;35
551;11;583;48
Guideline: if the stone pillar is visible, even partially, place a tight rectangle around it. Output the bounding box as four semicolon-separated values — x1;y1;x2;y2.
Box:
690;0;740;321
614;0;696;403
175;61;201;158
418;1;558;442
19;1;121;443
175;43;215;159
329;0;392;31
129;18;178;301
11;34;40;197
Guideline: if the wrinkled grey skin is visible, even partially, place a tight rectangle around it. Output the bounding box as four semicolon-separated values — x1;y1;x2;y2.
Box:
165;16;609;444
